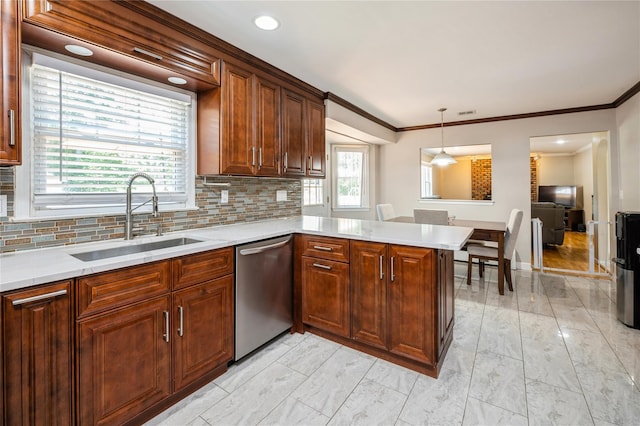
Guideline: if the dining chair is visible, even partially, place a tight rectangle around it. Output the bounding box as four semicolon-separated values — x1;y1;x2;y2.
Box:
376;204;397;221
466;209;523;291
413;209;448;225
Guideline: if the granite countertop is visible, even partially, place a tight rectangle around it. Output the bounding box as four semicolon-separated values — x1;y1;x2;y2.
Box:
0;215;474;293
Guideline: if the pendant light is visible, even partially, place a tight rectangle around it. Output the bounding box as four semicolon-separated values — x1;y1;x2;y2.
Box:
431;108;457;166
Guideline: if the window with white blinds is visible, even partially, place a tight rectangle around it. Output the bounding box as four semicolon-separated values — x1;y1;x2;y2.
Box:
19;50;195;218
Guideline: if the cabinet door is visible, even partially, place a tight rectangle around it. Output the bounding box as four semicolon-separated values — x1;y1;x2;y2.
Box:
255;75;281;176
350;241;387;349
438;250;455;355
173;275;234;391
3;281;73;425
301;257;350;337
1;0;21;165
388;245;436;366
77;297;171;425
306;98;325;177
281;89;306;177
221;63;255;175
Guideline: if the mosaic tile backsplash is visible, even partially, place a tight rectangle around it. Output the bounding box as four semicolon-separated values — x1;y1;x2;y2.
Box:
0;168;301;253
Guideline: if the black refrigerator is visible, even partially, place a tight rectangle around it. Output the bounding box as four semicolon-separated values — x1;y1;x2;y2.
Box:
613;212;640;329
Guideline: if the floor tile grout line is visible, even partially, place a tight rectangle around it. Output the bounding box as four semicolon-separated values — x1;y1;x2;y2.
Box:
460;274;488;425
255;335;344;425
514;268;531;423
545;272;599;425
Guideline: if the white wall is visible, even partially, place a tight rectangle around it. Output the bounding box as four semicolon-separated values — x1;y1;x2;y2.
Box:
615;92;640;211
538;156;575;186
379;109;617;269
574;147;593;221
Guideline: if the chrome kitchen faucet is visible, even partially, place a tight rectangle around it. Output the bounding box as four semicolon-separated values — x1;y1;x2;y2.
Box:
125;172;159;240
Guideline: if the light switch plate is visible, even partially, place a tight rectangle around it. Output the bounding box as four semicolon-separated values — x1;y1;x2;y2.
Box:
0;195;7;216
221;190;229;204
276;190;287;202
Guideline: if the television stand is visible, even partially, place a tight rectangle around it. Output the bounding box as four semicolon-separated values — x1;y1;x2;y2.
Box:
566;208;584;231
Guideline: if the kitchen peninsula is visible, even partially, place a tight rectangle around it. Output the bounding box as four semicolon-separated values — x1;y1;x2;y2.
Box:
1;216;473;425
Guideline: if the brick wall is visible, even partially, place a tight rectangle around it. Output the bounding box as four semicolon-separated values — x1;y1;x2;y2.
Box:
0;168;301;253
530;156;538;201
471;158;492;200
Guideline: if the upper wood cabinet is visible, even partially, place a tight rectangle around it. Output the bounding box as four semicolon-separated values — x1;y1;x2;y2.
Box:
307;98;326;177
1;0;22;166
218;62;281;176
2;280;73;424
282;88;326;178
21;0;221;91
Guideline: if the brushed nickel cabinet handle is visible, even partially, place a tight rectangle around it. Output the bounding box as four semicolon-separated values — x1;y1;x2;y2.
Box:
12;289;67;306
163;311;170;342
258;148;263;168
133;47;163;61
313;245;333;252
379;255;384;280
308;155;312;170
8;110;15;147
312;263;332;270
284;152;288;172
390;256;395;282
178;306;184;337
251;146;256;167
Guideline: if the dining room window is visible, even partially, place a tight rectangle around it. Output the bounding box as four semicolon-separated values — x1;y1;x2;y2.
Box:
421;160;434;198
332;145;369;209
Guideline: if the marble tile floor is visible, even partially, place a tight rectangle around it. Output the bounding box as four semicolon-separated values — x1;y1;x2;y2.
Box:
147;263;640;426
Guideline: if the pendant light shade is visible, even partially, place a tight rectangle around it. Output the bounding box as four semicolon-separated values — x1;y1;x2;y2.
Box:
431;108;457;166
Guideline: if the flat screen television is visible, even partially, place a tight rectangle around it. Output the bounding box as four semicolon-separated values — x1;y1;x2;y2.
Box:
538;185;583;209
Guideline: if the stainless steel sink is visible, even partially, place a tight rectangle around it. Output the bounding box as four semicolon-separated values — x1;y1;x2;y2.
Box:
70;237;203;262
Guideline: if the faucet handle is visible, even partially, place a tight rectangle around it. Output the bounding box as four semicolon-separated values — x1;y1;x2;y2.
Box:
152;195;159;217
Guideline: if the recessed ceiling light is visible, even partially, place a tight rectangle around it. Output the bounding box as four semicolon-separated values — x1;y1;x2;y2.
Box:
65;44;94;57
168;76;187;85
556;139;566;145
254;15;279;31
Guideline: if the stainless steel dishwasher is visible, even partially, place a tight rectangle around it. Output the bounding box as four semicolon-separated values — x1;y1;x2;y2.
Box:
235;234;293;360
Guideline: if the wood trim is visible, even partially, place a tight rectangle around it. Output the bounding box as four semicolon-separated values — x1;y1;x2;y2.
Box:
398;103;615;132
613;81;640;107
326;80;640;133
324;92;397;131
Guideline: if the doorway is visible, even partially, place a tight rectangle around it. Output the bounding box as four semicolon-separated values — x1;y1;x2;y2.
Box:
530;131;611;276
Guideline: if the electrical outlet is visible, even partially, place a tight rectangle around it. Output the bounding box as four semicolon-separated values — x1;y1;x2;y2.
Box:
276;190;287;202
221;190;229;204
0;195;7;216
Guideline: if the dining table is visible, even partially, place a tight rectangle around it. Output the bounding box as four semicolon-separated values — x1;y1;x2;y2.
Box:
389;216;508;294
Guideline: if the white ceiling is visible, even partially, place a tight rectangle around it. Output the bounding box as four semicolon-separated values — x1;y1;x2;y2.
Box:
148;1;640;128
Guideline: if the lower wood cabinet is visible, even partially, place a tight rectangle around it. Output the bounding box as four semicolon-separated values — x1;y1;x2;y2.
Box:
387;245;436;366
2;280;74;425
350;241;387;349
173;275;234;392
299;236;454;377
77;296;171;425
75;248;234;425
351;242;437;365
301;256;350;338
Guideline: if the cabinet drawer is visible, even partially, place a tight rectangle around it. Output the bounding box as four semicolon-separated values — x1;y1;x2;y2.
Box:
299;235;350;262
172;247;234;290
77;261;170;318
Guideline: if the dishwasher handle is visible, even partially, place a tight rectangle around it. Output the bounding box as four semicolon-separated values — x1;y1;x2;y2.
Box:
239;237;292;256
